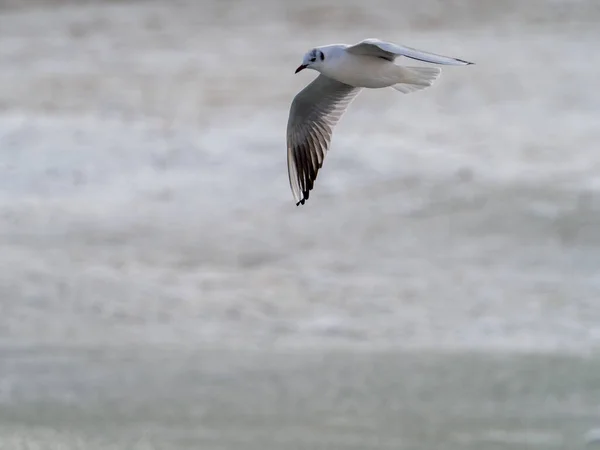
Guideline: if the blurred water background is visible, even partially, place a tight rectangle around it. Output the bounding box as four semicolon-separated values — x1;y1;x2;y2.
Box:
1;0;600;448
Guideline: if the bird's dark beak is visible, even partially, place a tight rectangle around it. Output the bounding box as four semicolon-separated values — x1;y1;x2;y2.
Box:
295;64;307;74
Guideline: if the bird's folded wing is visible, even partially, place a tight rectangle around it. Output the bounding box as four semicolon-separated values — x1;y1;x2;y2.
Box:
287;75;362;205
346;38;473;65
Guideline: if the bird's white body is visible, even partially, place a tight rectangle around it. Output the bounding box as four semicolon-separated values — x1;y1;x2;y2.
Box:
286;38;473;206
315;45;410;88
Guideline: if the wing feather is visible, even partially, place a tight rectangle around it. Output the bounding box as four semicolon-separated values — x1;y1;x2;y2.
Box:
286;74;361;205
346;38;474;66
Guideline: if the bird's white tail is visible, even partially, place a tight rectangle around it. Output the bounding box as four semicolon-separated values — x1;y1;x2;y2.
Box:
390;66;442;94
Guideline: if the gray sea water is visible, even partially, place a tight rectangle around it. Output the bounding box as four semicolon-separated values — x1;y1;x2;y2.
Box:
1;0;600;448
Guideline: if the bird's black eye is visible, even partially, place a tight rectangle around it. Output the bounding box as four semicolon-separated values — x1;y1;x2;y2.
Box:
319;51;325;61
310;57;316;62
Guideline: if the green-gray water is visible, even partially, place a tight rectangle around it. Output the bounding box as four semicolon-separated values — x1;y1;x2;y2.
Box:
2;347;600;449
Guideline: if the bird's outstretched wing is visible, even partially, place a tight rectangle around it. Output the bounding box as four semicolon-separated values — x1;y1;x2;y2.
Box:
346;38;474;65
287;74;362;206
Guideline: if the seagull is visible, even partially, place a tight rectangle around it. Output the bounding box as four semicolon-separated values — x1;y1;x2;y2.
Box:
286;38;473;206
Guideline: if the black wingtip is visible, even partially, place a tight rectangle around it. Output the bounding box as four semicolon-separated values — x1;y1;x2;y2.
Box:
295;190;310;206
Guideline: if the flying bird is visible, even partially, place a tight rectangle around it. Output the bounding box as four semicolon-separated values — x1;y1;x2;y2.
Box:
286;38;473;206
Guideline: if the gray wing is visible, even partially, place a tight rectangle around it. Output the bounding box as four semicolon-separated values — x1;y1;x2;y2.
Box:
346;38;474;65
287;74;362;206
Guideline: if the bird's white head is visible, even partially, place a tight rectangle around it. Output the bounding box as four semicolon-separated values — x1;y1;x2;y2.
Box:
295;47;326;74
